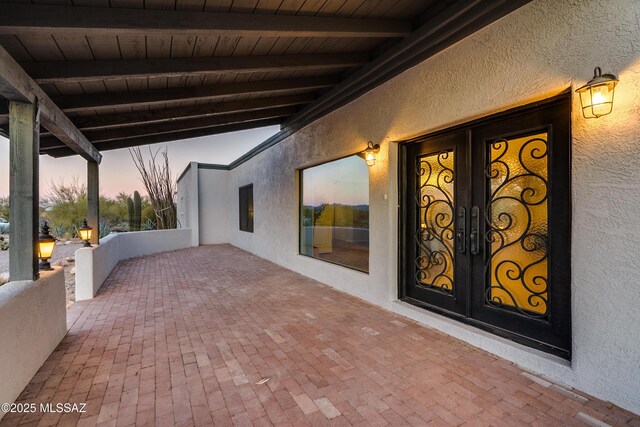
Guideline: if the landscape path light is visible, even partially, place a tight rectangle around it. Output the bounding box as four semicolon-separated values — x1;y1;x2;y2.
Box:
38;221;56;271
78;218;93;247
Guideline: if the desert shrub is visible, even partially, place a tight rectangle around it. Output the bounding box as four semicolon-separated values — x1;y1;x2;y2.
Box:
141;218;156;231
0;197;8;221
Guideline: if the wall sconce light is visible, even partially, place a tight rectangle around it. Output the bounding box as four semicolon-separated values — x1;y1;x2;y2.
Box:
358;141;380;166
78;218;93;247
576;67;618;118
38;221;56;271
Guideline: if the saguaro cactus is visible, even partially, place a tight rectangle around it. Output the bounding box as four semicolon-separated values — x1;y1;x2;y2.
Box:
133;191;142;231
127;197;135;231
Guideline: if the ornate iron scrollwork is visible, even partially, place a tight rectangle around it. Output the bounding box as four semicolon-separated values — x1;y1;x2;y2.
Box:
484;134;550;318
415;151;455;295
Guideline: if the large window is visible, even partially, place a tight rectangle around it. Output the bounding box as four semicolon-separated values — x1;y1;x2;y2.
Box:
239;184;253;232
300;155;369;272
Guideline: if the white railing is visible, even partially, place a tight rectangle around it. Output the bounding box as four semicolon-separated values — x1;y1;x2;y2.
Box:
75;229;192;301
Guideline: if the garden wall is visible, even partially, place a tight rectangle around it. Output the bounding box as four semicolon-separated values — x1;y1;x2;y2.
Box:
75;229;193;300
0;268;66;420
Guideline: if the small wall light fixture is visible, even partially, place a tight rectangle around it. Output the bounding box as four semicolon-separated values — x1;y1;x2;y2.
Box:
38;221;56;271
78;218;93;247
576;67;619;118
359;141;380;166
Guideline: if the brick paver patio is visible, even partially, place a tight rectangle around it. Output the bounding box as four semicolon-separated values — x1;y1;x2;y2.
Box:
2;244;638;426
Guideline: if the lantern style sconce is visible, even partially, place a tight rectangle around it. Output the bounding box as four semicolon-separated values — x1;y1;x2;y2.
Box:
358;141;380;166
576;67;619;118
38;222;56;271
78;218;93;247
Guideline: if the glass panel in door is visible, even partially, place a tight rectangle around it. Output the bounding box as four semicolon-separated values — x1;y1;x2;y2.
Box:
485;132;549;317
416;151;455;294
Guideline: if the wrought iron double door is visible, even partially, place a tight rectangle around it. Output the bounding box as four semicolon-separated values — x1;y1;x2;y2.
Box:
400;95;571;358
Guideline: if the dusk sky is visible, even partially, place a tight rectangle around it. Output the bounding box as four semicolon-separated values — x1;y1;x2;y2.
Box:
0;125;279;199
303;155;369;207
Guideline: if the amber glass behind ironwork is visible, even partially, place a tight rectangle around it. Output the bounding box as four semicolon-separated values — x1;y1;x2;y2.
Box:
299;155;369;272
486;132;549;317
415;151;455;293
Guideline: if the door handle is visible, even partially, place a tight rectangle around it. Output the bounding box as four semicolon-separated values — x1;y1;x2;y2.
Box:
470;205;480;255
456;207;466;254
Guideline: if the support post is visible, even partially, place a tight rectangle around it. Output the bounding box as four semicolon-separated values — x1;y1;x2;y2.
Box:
8;101;39;281
87;160;99;245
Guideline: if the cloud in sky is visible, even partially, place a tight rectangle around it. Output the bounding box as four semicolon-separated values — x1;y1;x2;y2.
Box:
0;125;279;198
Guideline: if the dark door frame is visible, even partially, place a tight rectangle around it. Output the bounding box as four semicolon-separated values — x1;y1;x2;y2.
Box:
397;91;572;359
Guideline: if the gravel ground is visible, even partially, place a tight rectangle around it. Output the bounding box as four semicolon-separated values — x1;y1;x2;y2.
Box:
0;234;82;305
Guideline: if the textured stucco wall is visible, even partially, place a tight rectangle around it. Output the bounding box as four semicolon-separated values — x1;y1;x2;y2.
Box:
0;269;66;420
220;0;640;413
75;229;193;300
198;168;230;244
177;162;199;246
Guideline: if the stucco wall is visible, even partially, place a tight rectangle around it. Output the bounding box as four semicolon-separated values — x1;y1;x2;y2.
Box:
75;229;193;300
177;162;199;246
220;0;640;413
198;168;230;244
0;268;66;420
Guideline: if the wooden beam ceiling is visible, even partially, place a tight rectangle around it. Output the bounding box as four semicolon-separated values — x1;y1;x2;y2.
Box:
23;54;369;84
64;94;314;131
40;106;298;148
53;76;338;113
0;3;412;38
44;118;283;157
0;46;100;162
283;0;533;134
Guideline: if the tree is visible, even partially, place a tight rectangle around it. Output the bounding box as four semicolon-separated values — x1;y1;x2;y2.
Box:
129;146;177;229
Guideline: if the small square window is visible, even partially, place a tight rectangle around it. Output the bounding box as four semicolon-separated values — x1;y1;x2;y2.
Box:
239;184;254;232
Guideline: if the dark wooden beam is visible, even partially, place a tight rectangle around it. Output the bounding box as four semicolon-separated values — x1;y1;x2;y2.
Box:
24;54;369;84
8;101;39;280
41;106;296;148
63;94;314;131
0;45;101;162
0;3;411;38
54;76;338;113
44;118;283;157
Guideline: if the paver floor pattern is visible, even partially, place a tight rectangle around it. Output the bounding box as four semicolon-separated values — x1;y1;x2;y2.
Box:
1;245;638;427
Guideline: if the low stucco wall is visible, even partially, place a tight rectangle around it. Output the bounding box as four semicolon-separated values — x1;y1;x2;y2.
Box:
75;229;192;301
0;268;66;420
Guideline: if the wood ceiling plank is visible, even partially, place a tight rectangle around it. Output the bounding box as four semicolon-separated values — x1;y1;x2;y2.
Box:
0;35;32;61
15;34;64;61
230;0;259;14
203;0;234;13
0;3;412;38
175;0;206;10
52;75;337;112
296;0;328;16
85;36;121;60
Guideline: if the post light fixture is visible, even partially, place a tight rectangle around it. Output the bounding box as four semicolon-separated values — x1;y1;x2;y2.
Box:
359;141;380;166
78;218;93;247
38;221;56;271
576;66;619;119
